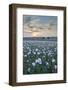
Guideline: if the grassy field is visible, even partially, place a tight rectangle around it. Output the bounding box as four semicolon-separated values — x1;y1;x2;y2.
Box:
23;40;57;75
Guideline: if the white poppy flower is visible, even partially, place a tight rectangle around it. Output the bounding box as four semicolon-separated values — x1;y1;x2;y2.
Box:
27;60;29;62
27;51;31;55
43;56;45;57
48;51;52;56
35;58;42;64
54;65;57;69
32;62;36;67
39;61;42;64
43;51;46;54
46;62;49;65
37;52;40;55
33;52;36;55
52;59;55;63
35;48;38;52
35;59;38;63
24;54;27;57
27;47;30;49
27;68;30;72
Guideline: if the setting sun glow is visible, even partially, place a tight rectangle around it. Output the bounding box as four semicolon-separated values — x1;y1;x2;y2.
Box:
32;32;39;37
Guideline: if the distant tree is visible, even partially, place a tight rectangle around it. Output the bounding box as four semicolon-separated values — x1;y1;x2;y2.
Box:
42;37;45;39
47;37;50;39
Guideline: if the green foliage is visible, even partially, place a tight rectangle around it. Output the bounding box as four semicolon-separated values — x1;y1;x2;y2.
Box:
23;41;57;75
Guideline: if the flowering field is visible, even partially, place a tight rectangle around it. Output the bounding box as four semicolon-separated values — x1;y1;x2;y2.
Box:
23;40;57;75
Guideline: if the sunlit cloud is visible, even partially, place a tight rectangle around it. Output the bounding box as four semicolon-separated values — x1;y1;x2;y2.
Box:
23;15;57;37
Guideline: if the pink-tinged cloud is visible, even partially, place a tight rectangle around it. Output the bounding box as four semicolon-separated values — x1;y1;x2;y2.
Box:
24;32;32;37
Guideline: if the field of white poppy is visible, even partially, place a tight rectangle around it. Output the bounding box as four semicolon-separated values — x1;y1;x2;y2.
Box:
23;40;57;75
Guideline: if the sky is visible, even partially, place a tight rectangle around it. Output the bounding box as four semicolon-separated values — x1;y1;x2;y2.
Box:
23;15;57;37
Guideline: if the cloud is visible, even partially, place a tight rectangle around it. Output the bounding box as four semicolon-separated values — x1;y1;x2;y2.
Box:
23;15;57;37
